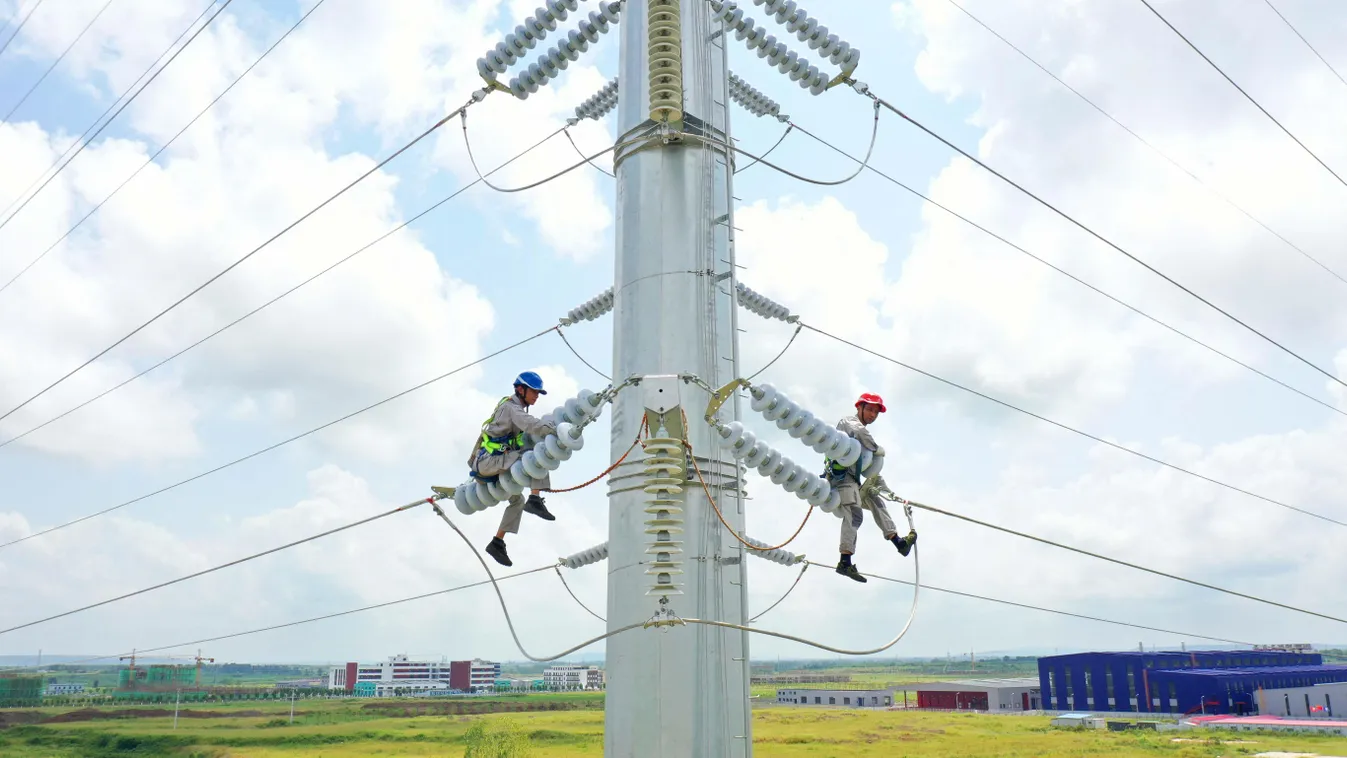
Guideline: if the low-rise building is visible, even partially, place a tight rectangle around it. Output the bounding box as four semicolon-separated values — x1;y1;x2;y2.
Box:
906;677;1043;711
329;655;499;694
543;664;605;691
45;682;85;696
776;689;894;708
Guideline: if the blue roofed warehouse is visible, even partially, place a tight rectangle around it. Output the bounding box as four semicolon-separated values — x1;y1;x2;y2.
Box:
1038;651;1347;715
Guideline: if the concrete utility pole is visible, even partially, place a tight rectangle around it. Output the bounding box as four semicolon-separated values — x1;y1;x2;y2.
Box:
604;0;750;755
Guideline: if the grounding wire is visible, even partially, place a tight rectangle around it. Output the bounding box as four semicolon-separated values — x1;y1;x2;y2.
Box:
2;0;116;122
686;98;881;186
0;0;234;235
945;0;1347;289
430;501;647;663
803;322;1347;529
861;87;1347;392
0;0;45;59
554;565;605;622
556;327;611;381
0;89;490;425
787;119;1347;421
1136;0;1347;191
0;0;217;224
461;111;658;192
0;327;556;551
733;123;793;175
563;127;615;177
800;561;1252;646
880;489;1347;625
0;127;569;450
0;563;559;671
0;0;330;296
745;322;802;381
0;495;442;636
748;562;808;623
1260;0;1347;89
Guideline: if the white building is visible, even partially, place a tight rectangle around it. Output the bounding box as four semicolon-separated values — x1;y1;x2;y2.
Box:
776;689;894;708
906;677;1043;711
328;655;462;690
1258;682;1346;718
543;664;605;691
367;681;451;698
45;683;85;696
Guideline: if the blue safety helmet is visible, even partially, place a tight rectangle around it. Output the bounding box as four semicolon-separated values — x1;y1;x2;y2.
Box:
513;370;547;395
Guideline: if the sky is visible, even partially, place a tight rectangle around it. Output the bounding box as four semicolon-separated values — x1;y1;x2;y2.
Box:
0;0;1345;669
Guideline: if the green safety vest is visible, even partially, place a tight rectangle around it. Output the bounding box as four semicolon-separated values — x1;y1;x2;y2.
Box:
478;396;525;456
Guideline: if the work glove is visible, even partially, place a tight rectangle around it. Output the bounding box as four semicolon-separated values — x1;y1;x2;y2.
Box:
873;445;885;458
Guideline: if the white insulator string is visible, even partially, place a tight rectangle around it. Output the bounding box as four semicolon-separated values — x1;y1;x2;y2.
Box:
573;77;620;121
735;281;798;323
752;0;860;76
507;2;623;99
560;541;609;569
477;0;579;82
560;287;615;326
727;71;785;119
741;533;805;566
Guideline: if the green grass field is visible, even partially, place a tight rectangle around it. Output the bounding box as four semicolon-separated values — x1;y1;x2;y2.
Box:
4;697;1347;757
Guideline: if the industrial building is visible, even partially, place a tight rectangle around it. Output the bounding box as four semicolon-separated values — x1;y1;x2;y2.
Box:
776;689;894;708
328;655;499;694
1259;682;1344;718
1038;650;1347;715
907;677;1042;711
542;664;605;691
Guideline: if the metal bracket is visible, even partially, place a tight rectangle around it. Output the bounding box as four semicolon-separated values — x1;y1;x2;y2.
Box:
703;378;746;422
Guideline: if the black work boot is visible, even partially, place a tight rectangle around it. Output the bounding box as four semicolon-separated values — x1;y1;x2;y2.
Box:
523;494;555;521
892;530;917;557
836;555;867;583
485;537;512;567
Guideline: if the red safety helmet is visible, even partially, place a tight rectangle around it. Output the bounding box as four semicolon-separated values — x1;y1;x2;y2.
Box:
855;393;886;413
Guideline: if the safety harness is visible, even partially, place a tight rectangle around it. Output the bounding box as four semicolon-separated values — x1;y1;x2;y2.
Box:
472;395;526;482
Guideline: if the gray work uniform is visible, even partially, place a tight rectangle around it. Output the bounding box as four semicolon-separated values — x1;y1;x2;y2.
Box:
467;395;556;535
830;414;896;554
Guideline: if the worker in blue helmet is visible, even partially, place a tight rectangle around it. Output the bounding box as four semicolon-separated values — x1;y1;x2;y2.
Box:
468;371;558;567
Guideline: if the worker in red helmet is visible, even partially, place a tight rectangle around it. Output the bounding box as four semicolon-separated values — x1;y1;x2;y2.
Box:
823;392;916;583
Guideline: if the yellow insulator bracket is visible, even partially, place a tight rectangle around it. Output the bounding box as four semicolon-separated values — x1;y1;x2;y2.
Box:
703;378;748;423
647;0;684;123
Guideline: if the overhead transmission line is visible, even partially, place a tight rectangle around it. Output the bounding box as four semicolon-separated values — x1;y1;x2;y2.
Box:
2;0;116;122
801;322;1347;529
0;126;591;450
0;0;45;59
869;489;1347;625
0;0;232;235
853;84;1347;392
0;86;492;426
944;0;1347;288
0;0;330;296
1136;0;1347;191
0;494;442;636
784;119;1344;420
1259;0;1347;89
0;0;217;224
799;561;1251;646
0;326;555;550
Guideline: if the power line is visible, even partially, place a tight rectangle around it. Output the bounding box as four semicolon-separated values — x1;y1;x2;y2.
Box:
0;495;439;636
786;119;1345;420
802;323;1347;529
799;561;1251;646
1136;0;1347;191
0;326;554;550
0;0;45;59
0;127;569;450
864;88;1347;392
0;0;233;235
2;0;116;122
0;563;559;671
944;0;1347;288
1260;0;1347;89
883;491;1347;625
0;89;488;425
0;0;329;295
0;0;218;224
